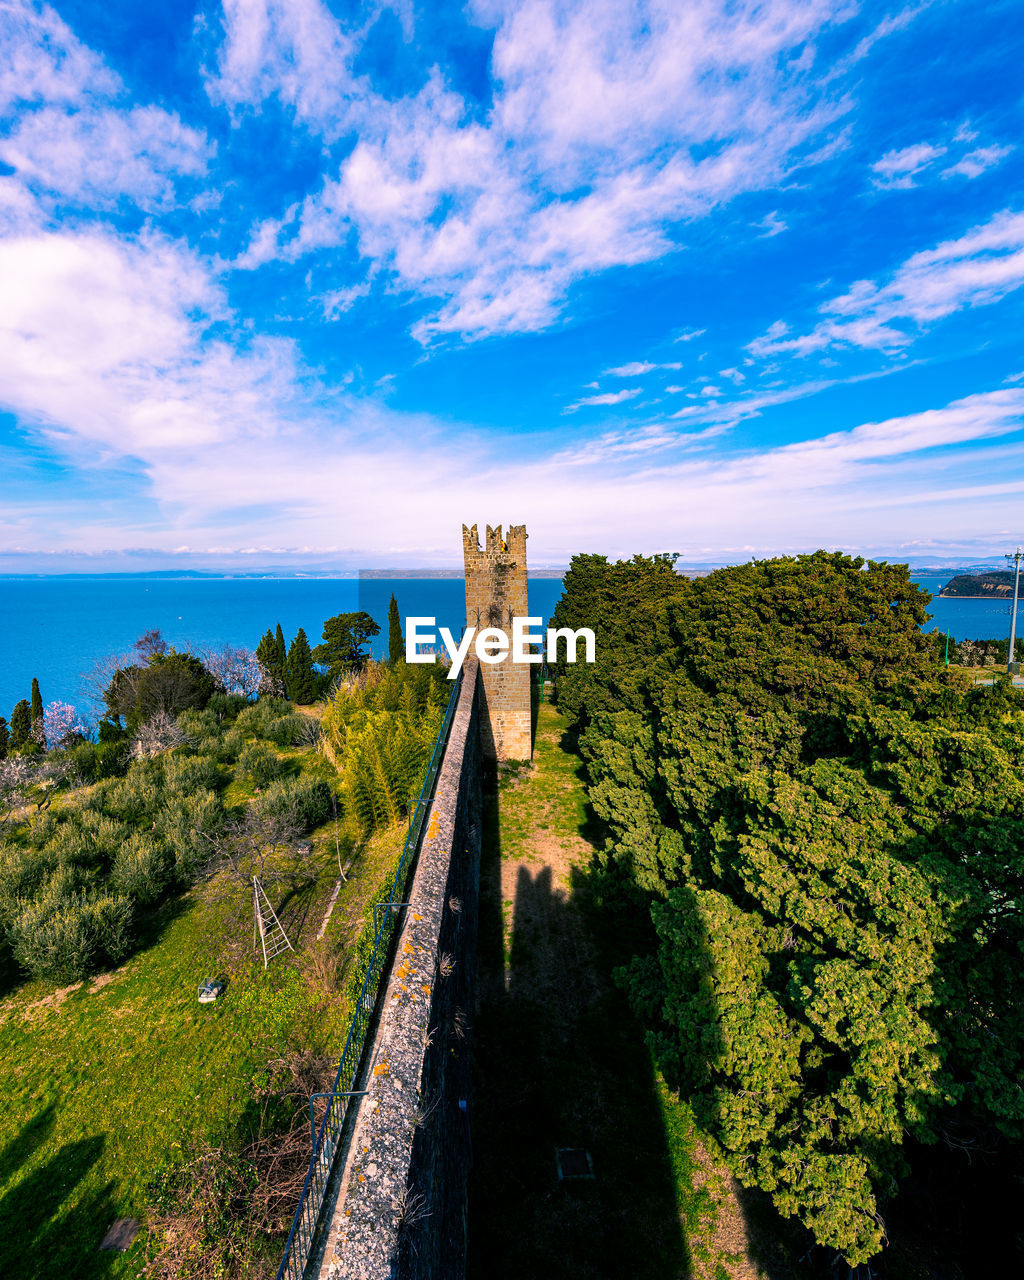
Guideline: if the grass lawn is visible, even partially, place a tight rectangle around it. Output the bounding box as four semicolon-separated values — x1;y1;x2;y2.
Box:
0;808;406;1280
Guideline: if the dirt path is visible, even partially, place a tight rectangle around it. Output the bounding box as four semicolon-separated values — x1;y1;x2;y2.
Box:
468;700;779;1280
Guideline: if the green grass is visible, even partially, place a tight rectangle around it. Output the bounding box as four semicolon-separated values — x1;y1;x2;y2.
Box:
496;702;592;859
0;776;407;1280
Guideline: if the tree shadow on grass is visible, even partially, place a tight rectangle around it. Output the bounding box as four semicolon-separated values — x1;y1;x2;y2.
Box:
468;765;691;1280
0;1113;118;1280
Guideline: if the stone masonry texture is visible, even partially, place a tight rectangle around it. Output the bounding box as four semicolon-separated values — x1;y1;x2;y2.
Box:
462;522;532;761
318;658;481;1280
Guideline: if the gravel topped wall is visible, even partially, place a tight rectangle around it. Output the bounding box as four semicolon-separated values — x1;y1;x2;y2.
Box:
317;659;481;1280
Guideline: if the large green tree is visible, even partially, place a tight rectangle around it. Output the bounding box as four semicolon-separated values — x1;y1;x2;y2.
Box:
0;715;8;760
552;551;1024;1265
286;628;316;705
9;700;31;750
313;612;380;674
256;628;285;690
30;677;44;747
388;595;403;665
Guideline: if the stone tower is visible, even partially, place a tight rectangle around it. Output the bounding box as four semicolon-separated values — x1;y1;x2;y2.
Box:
463;522;532;761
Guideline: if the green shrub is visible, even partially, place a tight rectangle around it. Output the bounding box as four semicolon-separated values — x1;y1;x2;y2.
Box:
95;742;128;779
60;742;125;786
0;842;59;916
177;708;220;742
236;742;283;790
265;714;308;747
163;754;220;794
220;727;245;761
234;699;292;740
111;832;171;904
156;789;223;880
77;812;129;865
8;885;134;981
207;692;249;720
257;776;333;833
41;823;104;871
102;757;166;822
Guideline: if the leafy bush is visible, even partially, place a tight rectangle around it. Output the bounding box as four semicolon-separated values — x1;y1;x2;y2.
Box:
320;663;448;836
132;652;219;724
257;777;333;833
265;714;308;747
235;700;291;740
163;754;220;795
206;692;249;720
0;841;59;914
111;832;172;904
220;727;245;761
177;708;220;743
156;789;223;880
102;774;165;825
236;743;284;790
8;884;135;981
41;823;106;872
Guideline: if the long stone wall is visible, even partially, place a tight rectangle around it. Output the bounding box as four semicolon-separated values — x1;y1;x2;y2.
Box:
316;658;481;1280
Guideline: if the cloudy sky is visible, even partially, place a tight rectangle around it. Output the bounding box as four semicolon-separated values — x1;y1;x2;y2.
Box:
1;0;1022;571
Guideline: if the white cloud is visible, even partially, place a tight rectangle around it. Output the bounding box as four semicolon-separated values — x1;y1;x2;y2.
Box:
942;145;1012;181
870;130;1011;190
564;387;642;413
750;209;1024;356
871;141;945;188
0;106;211;210
217;0;873;339
605;360;682;376
674;328;706;342
0;0;118;112
205;0;364;136
754;210;787;237
0;229;301;457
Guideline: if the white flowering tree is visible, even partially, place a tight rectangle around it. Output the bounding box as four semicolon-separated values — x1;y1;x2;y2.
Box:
43;701;88;751
200;644;265;699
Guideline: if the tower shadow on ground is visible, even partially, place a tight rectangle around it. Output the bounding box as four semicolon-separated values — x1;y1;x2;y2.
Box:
467;758;691;1280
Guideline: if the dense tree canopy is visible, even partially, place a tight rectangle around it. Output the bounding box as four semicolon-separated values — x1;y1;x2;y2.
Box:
103;652;218;729
9;701;31;750
551;551;1024;1265
313;612;380;674
286;628;316;705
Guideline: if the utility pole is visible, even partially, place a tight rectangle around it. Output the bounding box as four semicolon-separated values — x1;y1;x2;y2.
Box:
1007;545;1023;675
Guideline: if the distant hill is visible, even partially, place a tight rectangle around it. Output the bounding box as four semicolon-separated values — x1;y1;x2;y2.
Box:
940;571;1016;598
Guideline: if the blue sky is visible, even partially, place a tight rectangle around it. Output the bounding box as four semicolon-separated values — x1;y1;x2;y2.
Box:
1;0;1022;571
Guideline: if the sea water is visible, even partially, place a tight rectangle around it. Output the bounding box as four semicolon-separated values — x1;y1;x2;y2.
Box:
0;574;1012;723
0;577;567;719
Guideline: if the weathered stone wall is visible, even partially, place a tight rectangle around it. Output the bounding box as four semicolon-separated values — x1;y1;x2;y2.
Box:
317;659;481;1280
463;522;532;761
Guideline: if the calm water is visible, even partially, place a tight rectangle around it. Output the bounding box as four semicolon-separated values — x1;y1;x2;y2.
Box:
0;577;567;720
0;573;1013;723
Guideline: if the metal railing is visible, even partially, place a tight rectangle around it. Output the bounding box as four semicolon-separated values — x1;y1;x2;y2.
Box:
275;670;465;1280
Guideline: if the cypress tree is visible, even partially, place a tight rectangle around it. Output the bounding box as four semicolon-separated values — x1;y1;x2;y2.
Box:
388;594;404;665
30;677;45;747
0;715;8;760
275;624;287;677
256;629;278;681
287;628;316;705
10;700;31;749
